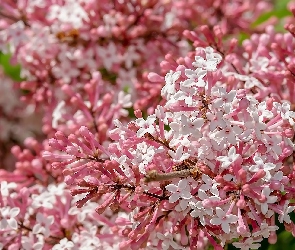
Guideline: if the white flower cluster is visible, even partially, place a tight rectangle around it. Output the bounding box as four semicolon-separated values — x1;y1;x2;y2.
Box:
0;182;123;250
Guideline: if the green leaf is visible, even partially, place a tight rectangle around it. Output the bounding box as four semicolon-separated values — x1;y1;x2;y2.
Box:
0;53;22;81
274;0;291;10
268;231;295;250
164;124;171;131
99;67;117;85
123;85;130;93
126;107;136;119
238;32;250;45
251;0;291;32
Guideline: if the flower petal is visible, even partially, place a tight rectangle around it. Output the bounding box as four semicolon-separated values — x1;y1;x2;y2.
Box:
165;184;177;193
169;193;180;203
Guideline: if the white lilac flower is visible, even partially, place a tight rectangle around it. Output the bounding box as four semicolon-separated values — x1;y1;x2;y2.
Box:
252;222;278;238
173;90;195;106
32;212;54;237
165;179;192;204
261;134;282;160
257;187;278;215
156;232;185;250
184;68;207;83
210;207;238;234
136;115;156;137
278;201;295;224
248;156;276;181
132;142;160;174
199;174;218;193
216;146;240;169
212;87;236;113
207;111;226;132
189;200;213;226
273;102;295;125
193;47;222;71
117;91;132;108
0;181;17;197
96;42;120;70
168;145;190;163
232;238;261;250
161;70;180;99
52;238;74;250
21;233;44;250
0;207;20;230
213;122;243;145
180;115;204;136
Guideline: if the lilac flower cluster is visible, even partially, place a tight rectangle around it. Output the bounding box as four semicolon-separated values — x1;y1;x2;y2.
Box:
44;47;295;249
2;0;295;249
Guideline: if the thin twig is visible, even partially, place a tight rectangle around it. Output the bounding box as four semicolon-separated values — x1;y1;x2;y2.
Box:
144;169;192;182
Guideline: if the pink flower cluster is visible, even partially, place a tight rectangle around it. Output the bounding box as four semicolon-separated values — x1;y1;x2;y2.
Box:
1;0;295;249
44;46;295;249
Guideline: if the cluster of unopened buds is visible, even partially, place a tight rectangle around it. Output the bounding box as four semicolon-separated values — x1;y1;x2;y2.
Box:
1;0;295;249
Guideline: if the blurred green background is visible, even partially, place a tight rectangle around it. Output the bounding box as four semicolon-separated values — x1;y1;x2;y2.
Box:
0;0;294;249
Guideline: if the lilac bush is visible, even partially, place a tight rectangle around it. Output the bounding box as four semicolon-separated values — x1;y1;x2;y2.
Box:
1;0;295;249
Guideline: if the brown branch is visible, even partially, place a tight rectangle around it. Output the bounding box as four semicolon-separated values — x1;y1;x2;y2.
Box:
144;169;193;183
112;183;168;200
